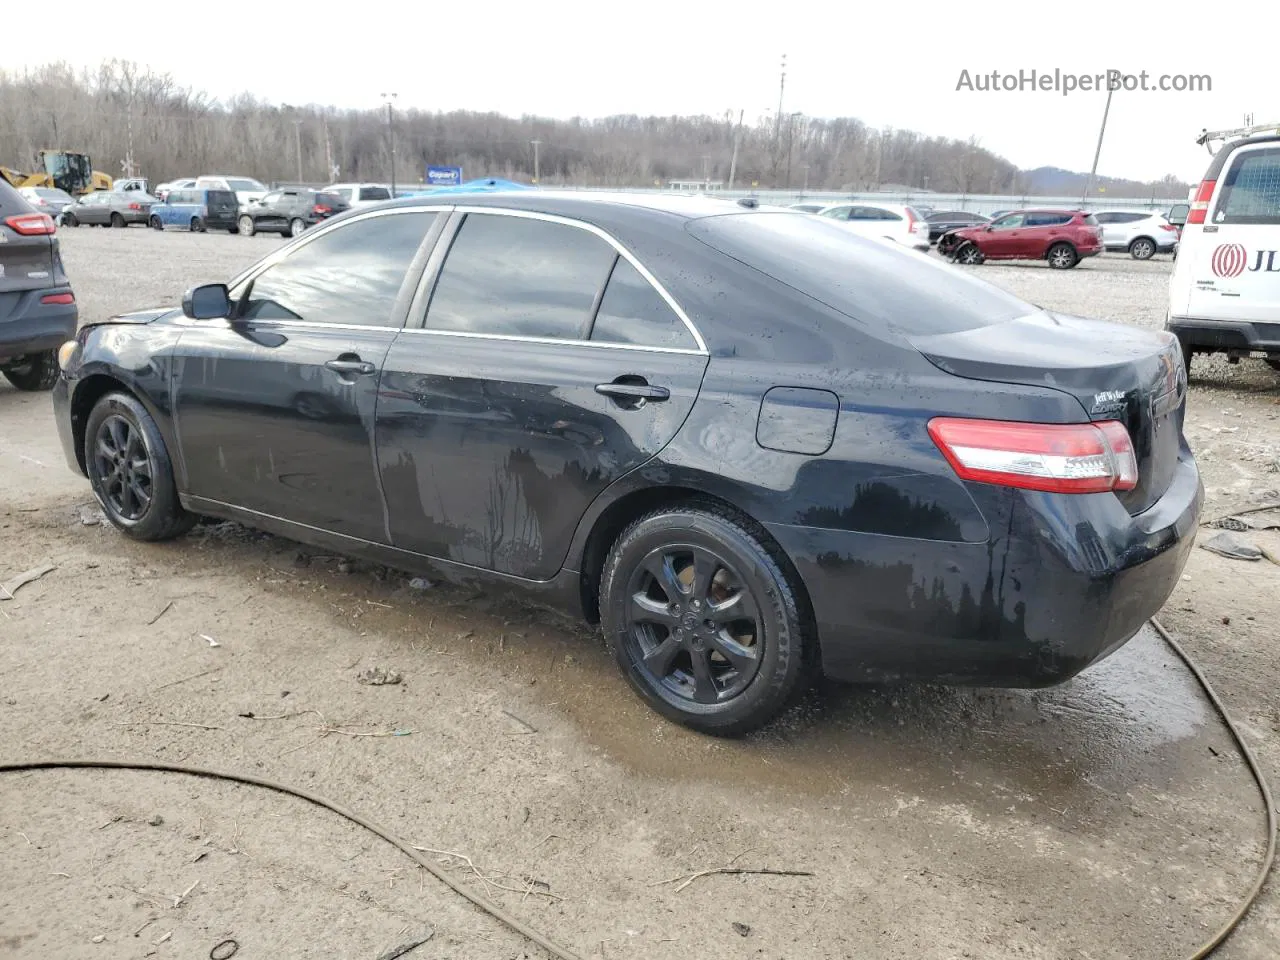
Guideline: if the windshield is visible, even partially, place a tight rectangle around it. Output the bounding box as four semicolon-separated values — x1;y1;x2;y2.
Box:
227;178;264;192
686;212;1033;337
41;152;92;192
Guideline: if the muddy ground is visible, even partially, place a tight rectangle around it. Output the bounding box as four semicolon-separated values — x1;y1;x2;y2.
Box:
1;229;1277;960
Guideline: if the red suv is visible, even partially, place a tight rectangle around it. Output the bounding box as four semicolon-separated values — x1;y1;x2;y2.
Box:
937;209;1103;269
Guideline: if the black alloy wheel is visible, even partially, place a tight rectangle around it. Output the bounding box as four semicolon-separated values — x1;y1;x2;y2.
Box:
955;242;984;265
84;392;195;541
602;506;809;735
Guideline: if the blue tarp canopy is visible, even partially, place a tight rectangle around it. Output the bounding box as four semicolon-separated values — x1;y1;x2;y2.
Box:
399;177;533;196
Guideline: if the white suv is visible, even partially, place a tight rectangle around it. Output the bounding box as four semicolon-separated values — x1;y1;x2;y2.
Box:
1167;124;1280;375
323;183;394;208
816;202;931;251
1092;209;1179;260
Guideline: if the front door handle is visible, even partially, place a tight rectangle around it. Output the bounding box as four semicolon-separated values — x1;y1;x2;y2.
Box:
595;382;670;402
326;358;376;376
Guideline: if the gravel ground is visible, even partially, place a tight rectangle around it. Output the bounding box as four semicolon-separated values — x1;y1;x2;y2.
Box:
1;228;1278;960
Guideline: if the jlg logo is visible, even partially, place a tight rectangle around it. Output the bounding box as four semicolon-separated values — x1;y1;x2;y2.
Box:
1211;244;1280;277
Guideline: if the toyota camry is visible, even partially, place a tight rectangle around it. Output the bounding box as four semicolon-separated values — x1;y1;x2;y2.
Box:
51;192;1202;735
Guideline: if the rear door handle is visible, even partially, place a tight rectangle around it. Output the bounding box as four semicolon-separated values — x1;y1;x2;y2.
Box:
326;358;376;376
595;382;670;402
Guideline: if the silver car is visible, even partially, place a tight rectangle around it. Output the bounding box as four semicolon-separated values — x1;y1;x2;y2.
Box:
17;187;76;222
63;191;156;228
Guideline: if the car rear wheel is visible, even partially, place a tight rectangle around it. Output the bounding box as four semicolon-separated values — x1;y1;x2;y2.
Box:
2;352;59;391
84;392;195;542
955;242;984;265
289;218;306;237
601;504;810;736
149;215;163;230
110;212;125;229
1129;237;1156;260
191;216;205;233
1047;242;1078;269
238;215;256;237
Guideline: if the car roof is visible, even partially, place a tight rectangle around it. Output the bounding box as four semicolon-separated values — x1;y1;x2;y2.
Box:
1202;133;1280;179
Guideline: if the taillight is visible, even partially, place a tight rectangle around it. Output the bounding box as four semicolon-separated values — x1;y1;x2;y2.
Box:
1187;180;1215;225
928;417;1139;494
4;213;57;236
1160;223;1178;232
904;208;916;230
41;292;75;305
313;204;331;215
128;202;142;211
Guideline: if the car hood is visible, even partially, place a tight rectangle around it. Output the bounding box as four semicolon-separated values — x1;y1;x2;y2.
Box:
87;306;178;329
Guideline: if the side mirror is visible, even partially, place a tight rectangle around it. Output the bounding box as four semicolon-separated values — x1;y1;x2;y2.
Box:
182;283;232;320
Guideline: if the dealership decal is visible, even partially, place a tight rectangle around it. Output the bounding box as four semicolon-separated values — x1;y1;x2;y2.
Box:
1211;243;1280;277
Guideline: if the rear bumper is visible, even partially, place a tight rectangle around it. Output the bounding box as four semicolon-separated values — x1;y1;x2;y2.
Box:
768;452;1202;687
1168;317;1280;353
0;290;78;362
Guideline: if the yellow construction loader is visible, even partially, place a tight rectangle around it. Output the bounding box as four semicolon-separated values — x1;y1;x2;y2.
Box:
0;151;113;196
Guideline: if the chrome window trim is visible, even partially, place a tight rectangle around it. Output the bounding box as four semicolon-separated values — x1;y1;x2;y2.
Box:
396;326;706;355
429;205;709;355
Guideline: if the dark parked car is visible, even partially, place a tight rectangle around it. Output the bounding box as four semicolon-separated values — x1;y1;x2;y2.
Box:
924;210;991;243
50;194;1201;734
938;209;1103;269
238;188;349;237
63;190;156;228
0;179;77;390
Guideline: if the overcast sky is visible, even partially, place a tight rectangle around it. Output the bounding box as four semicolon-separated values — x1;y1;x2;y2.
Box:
10;0;1267;184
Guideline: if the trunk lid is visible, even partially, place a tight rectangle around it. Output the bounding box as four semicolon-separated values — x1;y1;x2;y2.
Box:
910;311;1186;515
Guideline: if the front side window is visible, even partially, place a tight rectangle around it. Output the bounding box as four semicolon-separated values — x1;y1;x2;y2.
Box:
590;258;696;350
991;214;1024;229
238;212;436;327
426;213;617;340
820;206;852;220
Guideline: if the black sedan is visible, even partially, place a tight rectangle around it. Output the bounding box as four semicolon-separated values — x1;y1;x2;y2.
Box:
50;193;1202;735
925;209;991;243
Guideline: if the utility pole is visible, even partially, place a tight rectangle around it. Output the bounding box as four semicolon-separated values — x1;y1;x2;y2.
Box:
530;139;542;183
293;119;303;182
728;109;743;189
785;113;800;190
382;92;398;195
773;54;787;147
323;112;334;182
701;154;711;186
1083;83;1114;203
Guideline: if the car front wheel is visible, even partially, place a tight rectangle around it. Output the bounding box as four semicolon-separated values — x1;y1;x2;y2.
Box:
289;218;306;237
1047;242;1078;269
238;215;256;237
601;505;810;736
84;391;195;541
955;241;984;265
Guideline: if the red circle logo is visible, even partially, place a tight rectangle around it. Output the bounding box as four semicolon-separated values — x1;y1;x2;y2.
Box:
1211;243;1247;278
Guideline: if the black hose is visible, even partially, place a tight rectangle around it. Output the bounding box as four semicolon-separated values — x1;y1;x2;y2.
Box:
0;617;1272;960
0;758;583;960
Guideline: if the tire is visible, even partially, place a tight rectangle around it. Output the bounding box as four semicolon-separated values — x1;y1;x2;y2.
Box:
238;215;256;237
1129;237;1156;260
1265;358;1280;373
600;504;811;736
227;227;238;234
1047;242;1078;269
64;213;79;227
1178;337;1195;380
84;391;195;542
289;218;306;238
2;351;59;391
191;216;205;233
149;215;163;230
110;212;125;229
955;241;984;265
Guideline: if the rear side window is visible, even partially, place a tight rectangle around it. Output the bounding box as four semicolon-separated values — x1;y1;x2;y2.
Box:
590;258;697;350
1025;212;1073;227
315;192;343;207
359;186;391;201
426;213;617;340
1079;214;1099;226
687;212;1031;337
1214;147;1280;224
239;212;436;327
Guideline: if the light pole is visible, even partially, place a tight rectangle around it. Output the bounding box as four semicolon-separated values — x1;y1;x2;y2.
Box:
292;119;303;182
530;139;542;183
1083;82;1114;203
381;92;398;196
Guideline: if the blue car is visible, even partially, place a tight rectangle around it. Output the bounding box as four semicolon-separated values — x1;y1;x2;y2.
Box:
148;187;240;233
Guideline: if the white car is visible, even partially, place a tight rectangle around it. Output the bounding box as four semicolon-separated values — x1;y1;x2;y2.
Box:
154;178;197;202
1092;209;1179;260
815;202;931;251
1167;122;1280;376
323;182;394;208
195;175;268;208
789;201;826;213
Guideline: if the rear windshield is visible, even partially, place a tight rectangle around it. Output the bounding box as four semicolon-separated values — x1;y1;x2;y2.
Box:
1214;146;1280;225
1081;213;1099;226
207;190;237;205
687;212;1032;336
315;192;343;206
358;186;391;201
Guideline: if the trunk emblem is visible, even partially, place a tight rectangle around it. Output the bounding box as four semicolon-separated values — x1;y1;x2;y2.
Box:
1090;390;1126;415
